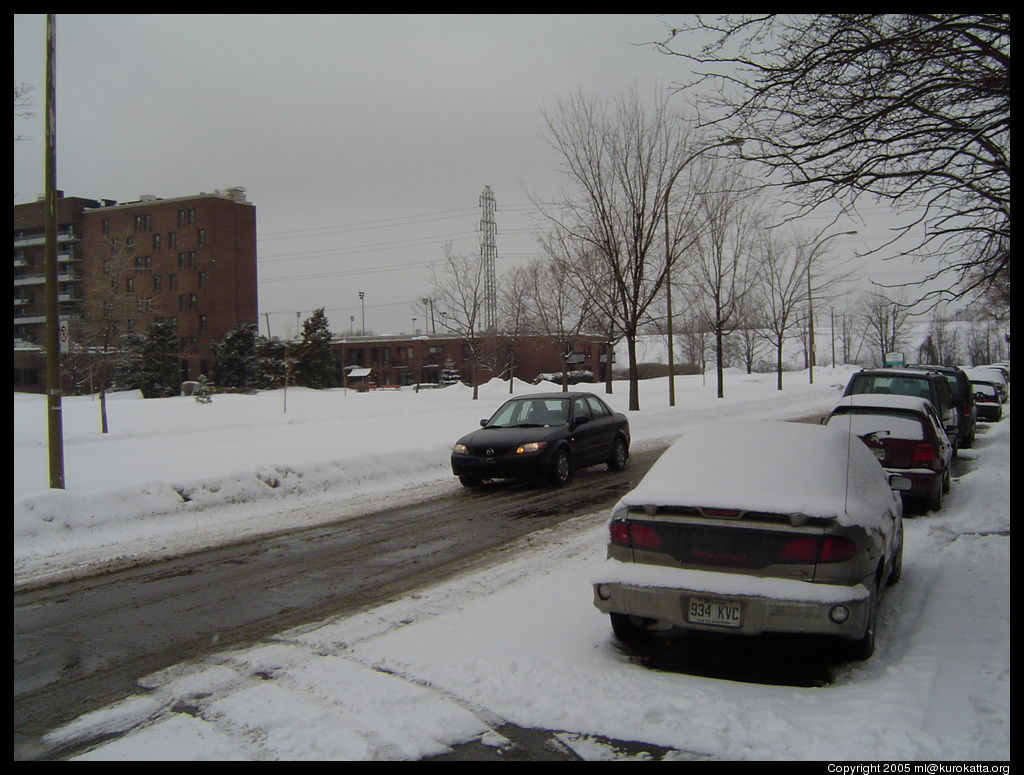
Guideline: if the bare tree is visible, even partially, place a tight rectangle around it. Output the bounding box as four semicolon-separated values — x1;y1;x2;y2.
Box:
539;87;713;411
858;291;914;366
523;230;599;391
681;161;764;397
655;14;1010;307
754;230;810;389
78;228;157;431
495;264;532;392
430;243;487;399
14;81;34;141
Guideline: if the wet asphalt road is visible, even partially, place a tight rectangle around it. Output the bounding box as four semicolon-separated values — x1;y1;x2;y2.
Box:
13;447;660;761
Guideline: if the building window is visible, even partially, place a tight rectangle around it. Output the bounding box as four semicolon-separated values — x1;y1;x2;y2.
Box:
153;233;161;250
198;271;206;288
169;232;176;248
197;228;205;246
199;314;207;331
125;277;134;293
153;274;162;292
169;274;176;290
178;210;187;226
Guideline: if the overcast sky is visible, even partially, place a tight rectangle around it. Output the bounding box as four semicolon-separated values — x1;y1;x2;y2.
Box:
14;14;933;338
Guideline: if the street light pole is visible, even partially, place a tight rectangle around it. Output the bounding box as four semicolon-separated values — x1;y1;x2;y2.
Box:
358;291;365;336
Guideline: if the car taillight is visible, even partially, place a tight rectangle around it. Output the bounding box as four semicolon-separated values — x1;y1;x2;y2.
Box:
609;520;663;549
779;536;856;563
610;520;630;545
911;442;939;468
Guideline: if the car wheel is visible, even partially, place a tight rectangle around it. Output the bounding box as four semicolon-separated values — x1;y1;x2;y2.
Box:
610;613;650;646
942;466;952;495
607;436;628;472
848;578;879;660
928;478;944;512
550;448;573;486
458;476;482;488
887;523;904;587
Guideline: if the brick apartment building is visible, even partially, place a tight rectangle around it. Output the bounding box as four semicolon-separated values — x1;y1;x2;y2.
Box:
14;189;257;392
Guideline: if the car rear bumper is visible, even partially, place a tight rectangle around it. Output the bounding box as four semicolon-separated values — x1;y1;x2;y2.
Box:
592;563;871;640
882;467;942;502
976;404;1001;421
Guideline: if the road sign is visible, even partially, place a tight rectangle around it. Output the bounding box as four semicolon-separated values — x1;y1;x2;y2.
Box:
58;321;70;354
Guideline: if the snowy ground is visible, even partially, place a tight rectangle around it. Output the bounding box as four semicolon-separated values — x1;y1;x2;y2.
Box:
13;367;1010;761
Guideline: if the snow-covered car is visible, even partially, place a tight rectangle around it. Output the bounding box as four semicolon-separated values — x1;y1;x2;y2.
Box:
592;421;910;660
967;367;1008;403
451;392;629;487
825;394;953;511
971;380;1003;422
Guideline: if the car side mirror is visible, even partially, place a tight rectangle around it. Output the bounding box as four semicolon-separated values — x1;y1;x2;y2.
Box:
480;419;488;427
571;416;589;429
888;474;913;492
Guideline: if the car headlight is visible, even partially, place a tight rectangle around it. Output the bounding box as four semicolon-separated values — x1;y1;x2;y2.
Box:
453;443;469;454
515;441;547;454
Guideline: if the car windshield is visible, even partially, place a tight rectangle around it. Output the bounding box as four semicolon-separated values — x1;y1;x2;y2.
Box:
486;397;569;428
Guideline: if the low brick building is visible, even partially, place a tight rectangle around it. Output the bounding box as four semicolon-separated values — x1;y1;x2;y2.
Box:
332;332;615;389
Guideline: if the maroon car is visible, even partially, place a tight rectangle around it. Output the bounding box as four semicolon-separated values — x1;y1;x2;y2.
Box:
826;394;953;511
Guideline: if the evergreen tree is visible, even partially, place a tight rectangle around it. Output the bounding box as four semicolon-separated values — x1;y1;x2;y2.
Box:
193;374;214;404
255;336;288;389
440;358;462;386
109;332;146;391
139;318;180;398
211;323;261;390
293;308;337;388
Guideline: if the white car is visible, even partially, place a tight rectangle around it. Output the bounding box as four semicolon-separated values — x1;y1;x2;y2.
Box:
592;421;910;660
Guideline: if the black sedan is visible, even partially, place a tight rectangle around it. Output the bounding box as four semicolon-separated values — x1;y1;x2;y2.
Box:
451;392;630;487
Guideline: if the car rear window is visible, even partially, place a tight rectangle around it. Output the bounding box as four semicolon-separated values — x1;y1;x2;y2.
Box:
848;374;933;401
827;409;925;441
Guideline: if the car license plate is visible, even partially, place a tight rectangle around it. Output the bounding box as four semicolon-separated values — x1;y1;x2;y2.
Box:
686;596;742;628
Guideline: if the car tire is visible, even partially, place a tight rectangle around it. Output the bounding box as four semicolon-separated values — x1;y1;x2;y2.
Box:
610;613;650;646
887;523;904;587
928;478;944;512
942;467;952;495
848;578;879;660
607;436;628;472
550;448;573;486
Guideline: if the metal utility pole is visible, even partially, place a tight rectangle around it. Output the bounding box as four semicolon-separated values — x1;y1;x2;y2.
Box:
44;14;65;489
479;186;497;332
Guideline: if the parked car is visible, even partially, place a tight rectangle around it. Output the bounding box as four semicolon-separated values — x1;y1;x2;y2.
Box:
971;380;1003;422
592;421;909;660
451;392;630;487
968;367;1008;402
843;367;959;455
825;394;953;511
906;364;977;449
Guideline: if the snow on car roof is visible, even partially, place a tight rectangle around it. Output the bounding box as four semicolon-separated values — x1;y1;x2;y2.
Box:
830;394;935;413
617;421;898;527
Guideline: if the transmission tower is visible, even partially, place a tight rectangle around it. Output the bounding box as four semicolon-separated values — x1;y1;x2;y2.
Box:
479;185;497;331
